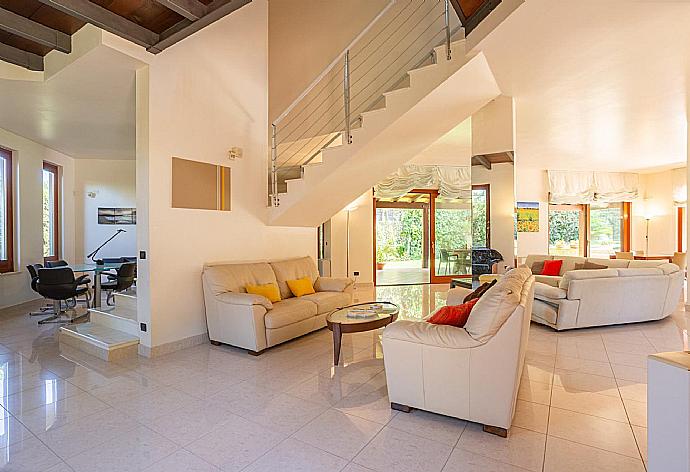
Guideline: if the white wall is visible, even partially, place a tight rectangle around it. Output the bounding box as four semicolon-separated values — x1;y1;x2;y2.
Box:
632;169;680;256
472;162;515;263
515;166;549;258
0;128;75;309
138;0;316;349
472;95;513;156
330;191;373;283
74;159;136;262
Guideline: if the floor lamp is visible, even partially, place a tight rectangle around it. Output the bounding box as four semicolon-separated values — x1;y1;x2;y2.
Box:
645;217;651;256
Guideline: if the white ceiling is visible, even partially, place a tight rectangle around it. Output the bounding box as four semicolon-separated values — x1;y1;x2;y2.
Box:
476;0;690;172
0;45;138;160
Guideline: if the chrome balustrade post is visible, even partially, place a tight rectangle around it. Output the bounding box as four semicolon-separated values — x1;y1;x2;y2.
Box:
271;123;279;207
445;0;452;61
344;50;352;144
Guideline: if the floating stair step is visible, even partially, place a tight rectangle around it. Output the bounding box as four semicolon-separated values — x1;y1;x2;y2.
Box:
113;292;136;311
89;307;138;336
60;323;139;362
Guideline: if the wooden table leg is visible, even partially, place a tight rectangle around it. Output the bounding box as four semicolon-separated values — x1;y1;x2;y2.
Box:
333;324;342;366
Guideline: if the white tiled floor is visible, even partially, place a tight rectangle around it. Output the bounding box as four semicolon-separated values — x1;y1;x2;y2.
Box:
0;284;686;471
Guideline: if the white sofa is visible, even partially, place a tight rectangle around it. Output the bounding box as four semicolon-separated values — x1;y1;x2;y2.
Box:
382;268;535;436
202;256;353;354
526;255;683;330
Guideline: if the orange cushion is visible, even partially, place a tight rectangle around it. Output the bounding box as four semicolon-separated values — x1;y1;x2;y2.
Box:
541;259;563;276
428;298;479;327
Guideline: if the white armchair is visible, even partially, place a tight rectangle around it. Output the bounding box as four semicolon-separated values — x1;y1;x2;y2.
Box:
382;269;535;436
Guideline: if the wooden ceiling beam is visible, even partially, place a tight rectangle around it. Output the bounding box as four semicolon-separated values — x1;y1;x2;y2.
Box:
148;0;251;53
474;155;492;170
0;41;43;70
506;150;514;162
153;0;207;21
36;0;158;48
0;7;71;53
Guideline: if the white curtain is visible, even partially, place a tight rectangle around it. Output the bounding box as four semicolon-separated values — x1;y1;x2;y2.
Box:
672;167;687;206
593;172;639;202
374;164;471;200
548;170;638;204
547;170;595;204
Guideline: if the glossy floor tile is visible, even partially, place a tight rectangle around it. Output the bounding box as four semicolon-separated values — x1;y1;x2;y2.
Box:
0;286;687;471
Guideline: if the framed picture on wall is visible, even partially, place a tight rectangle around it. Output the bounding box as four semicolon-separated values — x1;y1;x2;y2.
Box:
98;208;136;225
516;202;539;232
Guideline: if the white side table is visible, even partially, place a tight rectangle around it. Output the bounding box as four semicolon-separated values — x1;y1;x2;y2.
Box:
648;352;690;472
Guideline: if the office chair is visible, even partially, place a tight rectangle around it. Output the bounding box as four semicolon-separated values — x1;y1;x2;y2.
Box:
26;264;55;317
35;267;91;324
100;262;137;306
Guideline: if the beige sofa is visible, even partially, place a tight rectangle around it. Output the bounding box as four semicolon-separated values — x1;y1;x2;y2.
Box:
526;255;683;330
383;268;535;436
202;256;353;354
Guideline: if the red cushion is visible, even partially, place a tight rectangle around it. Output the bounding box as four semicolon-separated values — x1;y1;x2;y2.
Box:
428;298;479;327
541;259;563;276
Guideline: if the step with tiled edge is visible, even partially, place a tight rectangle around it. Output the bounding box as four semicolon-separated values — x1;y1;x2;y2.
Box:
59;323;139;362
89;306;138;336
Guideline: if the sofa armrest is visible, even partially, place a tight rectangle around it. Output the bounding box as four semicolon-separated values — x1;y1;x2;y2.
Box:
315;276;354;293
383;320;482;349
446;287;473;306
216;291;273;310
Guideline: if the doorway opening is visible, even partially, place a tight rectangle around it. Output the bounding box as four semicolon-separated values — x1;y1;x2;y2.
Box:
374;190;473;286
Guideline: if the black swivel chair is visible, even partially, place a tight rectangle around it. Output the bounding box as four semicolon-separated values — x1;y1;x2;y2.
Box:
26;264;54;317
35;268;91;324
100;262;136;306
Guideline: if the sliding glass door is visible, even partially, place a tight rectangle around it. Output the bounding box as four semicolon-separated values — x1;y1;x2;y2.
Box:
431;196;472;283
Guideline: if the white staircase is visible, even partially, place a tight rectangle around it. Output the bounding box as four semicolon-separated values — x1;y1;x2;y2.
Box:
59;291;139;361
268;0;504;227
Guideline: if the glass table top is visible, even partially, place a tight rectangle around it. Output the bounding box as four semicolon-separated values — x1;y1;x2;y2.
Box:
327;302;399;325
68;263;122;273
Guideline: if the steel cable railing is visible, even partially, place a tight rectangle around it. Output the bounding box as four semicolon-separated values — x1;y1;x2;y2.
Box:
270;0;458;206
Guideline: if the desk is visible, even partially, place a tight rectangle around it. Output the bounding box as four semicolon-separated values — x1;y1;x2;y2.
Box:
69;263;121;309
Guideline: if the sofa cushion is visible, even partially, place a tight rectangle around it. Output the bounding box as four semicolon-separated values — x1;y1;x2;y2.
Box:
534;275;562;287
587;258;630;269
428;298;479;327
264;297;318;329
617;268;663;277
203;262;278;296
535;282;567;299
287;277;316;297
558;268;619;289
560;256;587;275
574;261;607;270
542;259;563;276
463;279;497;303
524;255;552;269
301;291;351;314
531;260;545;275
658;263;680;275
245;283;282;302
532;299;559;325
628;260;667;269
270;257;319;300
383;320;483;349
314;277;353;292
464;267;531;342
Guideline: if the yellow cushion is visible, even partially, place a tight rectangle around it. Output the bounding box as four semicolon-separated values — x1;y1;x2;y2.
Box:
245;283;281;302
287;277;316;297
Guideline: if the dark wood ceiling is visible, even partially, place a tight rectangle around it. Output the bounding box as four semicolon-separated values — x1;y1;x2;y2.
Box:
0;0;250;71
451;0;501;34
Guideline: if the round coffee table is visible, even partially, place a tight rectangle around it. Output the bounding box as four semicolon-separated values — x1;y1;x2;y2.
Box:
326;302;399;365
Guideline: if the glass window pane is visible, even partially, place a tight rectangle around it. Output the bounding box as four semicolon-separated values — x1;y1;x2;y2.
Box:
43;169;55;257
589;202;623;258
376;206;428;285
472;189;488;248
549;205;584;256
435;197;471;277
0;155;6;261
